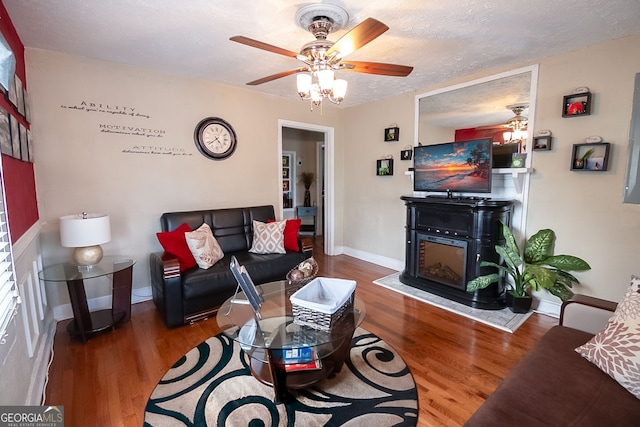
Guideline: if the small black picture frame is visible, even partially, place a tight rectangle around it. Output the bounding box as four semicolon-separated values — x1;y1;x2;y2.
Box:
563;92;592;117
376;159;393;176
533;136;552;151
570;142;610;171
400;149;412;160
384;127;399;142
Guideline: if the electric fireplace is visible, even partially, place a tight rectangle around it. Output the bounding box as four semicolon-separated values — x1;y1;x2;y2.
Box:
400;196;514;309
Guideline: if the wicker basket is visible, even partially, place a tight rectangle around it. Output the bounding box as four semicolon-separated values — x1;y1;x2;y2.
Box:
286;257;319;287
290;278;356;331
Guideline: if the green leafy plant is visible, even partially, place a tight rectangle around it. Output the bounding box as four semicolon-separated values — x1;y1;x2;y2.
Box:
467;222;591;301
580;148;595;160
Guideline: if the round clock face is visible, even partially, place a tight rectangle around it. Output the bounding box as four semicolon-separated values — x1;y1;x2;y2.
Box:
194;117;237;160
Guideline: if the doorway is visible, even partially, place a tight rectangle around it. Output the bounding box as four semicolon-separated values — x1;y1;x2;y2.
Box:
278;120;335;256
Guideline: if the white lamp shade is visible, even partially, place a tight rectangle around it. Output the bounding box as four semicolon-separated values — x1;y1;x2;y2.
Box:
60;213;111;248
297;73;311;95
332;79;347;99
317;69;335;92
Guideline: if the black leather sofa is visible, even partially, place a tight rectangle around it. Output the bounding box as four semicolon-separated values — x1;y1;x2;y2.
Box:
150;205;310;328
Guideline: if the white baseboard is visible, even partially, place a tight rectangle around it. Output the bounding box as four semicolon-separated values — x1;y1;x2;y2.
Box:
533;298;561;318
341;246;404;271
52;285;153;320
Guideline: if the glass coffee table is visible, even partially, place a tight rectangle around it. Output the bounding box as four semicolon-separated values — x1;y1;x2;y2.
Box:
217;280;365;403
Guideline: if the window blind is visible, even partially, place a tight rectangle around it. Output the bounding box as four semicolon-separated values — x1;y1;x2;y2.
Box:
0;168;19;345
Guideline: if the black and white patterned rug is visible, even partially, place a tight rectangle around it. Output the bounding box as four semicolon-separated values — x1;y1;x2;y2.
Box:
144;327;418;426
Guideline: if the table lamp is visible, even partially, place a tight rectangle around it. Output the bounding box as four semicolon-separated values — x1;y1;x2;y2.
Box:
60;212;111;267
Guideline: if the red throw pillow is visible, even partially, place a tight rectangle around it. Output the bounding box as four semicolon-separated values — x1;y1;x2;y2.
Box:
268;218;301;251
156;223;197;271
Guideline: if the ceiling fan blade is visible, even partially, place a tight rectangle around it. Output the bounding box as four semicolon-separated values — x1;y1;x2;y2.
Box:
341;61;413;77
326;18;389;59
246;68;307;86
230;36;299;58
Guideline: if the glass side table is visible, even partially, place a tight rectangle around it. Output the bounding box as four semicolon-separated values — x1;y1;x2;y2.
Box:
39;256;135;343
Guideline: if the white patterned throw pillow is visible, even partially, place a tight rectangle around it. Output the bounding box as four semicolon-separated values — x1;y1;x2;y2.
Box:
575;275;640;399
184;223;224;269
249;220;286;254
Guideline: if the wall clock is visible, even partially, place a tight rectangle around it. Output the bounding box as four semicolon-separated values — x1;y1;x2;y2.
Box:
194;117;237;160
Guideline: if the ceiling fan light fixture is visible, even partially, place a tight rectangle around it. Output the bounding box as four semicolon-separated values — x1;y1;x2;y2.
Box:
331;78;347;103
505;103;529;131
310;84;322;106
297;73;312;98
317;69;335;93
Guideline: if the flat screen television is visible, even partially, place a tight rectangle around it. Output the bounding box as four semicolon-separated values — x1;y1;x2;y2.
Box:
413;138;493;194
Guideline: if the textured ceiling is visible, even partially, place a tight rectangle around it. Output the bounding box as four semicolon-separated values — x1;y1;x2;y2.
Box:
5;0;640;114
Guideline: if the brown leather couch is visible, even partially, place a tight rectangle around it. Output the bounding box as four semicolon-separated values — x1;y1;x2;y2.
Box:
149;205;310;328
465;294;640;426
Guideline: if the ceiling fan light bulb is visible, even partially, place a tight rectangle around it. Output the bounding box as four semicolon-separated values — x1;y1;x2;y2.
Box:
513;129;525;140
310;84;322;103
297;73;312;98
317;69;334;93
332;78;347;100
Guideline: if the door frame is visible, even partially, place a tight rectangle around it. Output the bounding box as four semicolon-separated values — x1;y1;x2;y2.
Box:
278;120;335;255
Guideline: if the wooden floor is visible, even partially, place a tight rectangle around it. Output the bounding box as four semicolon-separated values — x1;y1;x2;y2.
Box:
45;239;557;426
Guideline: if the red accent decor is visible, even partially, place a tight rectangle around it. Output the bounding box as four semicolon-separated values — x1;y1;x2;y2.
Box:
268;219;301;252
2;156;38;242
455;127;504;144
156;223;196;271
0;2;39;244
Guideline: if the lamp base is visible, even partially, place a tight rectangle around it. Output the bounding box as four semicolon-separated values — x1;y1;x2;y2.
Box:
73;245;104;266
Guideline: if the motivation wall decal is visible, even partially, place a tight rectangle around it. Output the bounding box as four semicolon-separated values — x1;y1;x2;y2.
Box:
59;98;191;157
60;100;151;118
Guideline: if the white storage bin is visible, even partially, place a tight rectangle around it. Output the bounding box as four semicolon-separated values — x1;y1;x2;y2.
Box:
290;277;356;331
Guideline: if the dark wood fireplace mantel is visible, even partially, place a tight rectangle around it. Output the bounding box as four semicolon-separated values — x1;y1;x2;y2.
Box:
400;195;514;310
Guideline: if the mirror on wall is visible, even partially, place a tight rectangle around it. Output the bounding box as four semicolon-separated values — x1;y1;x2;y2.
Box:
415;67;536;156
623;72;640;204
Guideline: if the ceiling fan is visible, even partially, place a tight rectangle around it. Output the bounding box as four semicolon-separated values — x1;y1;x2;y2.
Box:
475;104;529;131
229;4;413;93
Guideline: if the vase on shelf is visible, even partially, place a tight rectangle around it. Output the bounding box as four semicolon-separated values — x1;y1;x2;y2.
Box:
303;189;311;207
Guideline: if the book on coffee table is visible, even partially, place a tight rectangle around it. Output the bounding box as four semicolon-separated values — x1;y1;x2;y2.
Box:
276;347;323;372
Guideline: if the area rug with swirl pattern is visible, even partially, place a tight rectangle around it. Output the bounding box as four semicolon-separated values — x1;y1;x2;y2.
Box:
144;327;418;426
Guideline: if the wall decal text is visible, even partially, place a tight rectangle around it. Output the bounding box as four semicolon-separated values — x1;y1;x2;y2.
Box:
122;145;192;157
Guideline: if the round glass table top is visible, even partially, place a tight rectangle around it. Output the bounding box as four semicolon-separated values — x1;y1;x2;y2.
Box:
217;280;366;353
38;256;136;282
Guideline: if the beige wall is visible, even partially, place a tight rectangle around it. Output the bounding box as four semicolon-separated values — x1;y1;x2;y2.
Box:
28;32;640;312
27;48;344;308
341;33;640;305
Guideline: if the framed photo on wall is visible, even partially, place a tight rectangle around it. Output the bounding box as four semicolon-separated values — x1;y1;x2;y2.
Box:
533;136;551;151
27;129;33;162
0;106;10;156
9;114;19;159
571;142;610;171
15;75;24;116
19;122;27;161
562;92;592;117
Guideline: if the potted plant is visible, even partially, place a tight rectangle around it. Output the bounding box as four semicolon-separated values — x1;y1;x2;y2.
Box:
574;148;594;169
299;172;315;207
467;222;591;313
